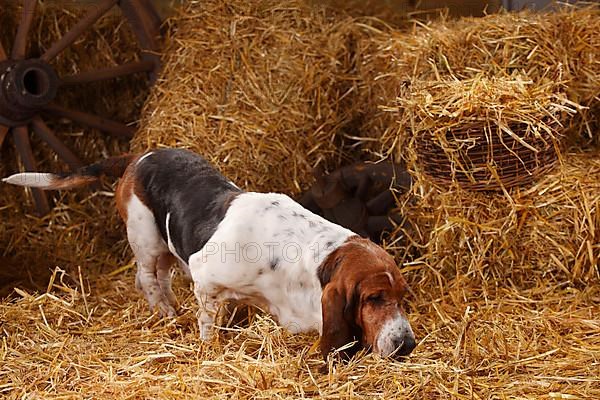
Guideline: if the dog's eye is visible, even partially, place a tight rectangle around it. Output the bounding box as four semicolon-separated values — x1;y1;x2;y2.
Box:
366;292;384;303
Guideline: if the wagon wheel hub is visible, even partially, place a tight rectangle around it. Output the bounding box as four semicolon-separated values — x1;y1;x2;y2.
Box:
0;59;59;126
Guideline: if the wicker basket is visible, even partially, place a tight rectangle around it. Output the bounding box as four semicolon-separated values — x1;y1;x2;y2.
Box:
415;119;561;191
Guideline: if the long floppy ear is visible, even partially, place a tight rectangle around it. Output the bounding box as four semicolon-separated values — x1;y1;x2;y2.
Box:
319;285;360;360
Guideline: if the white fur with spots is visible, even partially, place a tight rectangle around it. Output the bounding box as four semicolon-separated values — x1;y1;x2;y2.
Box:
188;192;354;339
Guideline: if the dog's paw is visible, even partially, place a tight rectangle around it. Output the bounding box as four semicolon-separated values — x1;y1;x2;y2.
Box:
155;301;177;318
198;321;214;341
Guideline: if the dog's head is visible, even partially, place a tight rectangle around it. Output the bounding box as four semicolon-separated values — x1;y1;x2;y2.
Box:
318;237;416;360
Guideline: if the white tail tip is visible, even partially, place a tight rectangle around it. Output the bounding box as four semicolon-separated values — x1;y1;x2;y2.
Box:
2;173;58;188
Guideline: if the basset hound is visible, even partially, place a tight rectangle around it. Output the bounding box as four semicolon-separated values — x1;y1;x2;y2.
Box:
4;148;416;359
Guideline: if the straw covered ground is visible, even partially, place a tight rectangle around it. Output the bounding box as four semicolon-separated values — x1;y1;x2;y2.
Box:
2;1;600;399
2;263;599;398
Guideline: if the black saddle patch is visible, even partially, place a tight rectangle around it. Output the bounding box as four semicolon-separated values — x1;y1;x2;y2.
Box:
136;149;242;262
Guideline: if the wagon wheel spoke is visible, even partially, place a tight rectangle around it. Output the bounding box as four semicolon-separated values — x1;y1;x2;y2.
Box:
43;103;136;139
120;0;161;49
0;36;7;61
11;0;37;60
12;125;50;215
0;125;9;148
60;60;156;85
41;0;118;63
119;0;162;82
31;116;83;170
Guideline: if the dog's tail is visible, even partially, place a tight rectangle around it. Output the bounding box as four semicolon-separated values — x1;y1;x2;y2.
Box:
2;154;137;190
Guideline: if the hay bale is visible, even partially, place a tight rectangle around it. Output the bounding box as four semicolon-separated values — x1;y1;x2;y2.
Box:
338;5;600;280
352;5;600;157
134;0;359;194
333;3;600;295
309;0;413;27
395;148;600;286
315;0;502;23
0;2;148;289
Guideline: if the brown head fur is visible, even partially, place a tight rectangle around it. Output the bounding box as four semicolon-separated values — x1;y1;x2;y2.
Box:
318;236;409;359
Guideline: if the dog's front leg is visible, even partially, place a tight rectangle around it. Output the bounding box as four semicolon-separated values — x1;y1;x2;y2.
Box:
189;250;222;341
194;282;220;341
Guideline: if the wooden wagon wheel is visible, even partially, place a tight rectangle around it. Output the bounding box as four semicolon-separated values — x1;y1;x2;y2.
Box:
0;0;162;215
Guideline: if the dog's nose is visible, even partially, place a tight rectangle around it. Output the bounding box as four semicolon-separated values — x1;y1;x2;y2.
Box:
394;334;416;357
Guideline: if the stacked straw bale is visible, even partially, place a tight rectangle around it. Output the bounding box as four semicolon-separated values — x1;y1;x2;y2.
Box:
134;0;360;194
352;5;600;156
316;0;502;23
0;2;148;290
398;151;600;285
308;0;413;27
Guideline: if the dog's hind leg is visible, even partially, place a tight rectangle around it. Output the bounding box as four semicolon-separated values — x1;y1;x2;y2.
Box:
126;194;176;317
157;253;178;307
